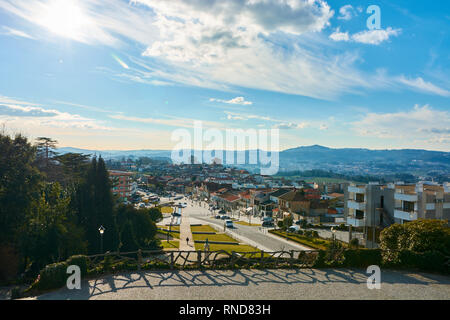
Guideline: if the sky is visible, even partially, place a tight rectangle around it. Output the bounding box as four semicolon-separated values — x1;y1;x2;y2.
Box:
0;0;449;152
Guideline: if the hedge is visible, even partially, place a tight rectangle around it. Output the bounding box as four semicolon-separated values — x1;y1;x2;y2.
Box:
66;255;88;277
343;249;382;268
33;261;68;291
396;250;449;274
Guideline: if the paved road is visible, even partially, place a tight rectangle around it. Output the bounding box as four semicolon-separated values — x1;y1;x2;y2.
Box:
182;201;312;252
24;268;450;300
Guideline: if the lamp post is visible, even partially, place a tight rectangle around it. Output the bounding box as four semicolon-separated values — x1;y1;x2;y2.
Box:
331;227;336;244
99;225;106;254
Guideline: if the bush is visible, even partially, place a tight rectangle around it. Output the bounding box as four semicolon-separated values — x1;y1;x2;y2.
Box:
0;244;20;283
349;238;359;248
34;262;68;291
344;249;382;268
397;250;449;274
66;255;88;277
380;219;450;264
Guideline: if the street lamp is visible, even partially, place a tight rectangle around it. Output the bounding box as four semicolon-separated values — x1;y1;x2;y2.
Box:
331;227;336;243
98;225;106;254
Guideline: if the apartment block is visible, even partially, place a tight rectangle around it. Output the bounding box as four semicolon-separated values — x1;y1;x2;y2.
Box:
109;170;134;202
393;182;450;224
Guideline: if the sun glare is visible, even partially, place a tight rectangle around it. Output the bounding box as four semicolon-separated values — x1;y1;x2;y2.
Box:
40;0;88;40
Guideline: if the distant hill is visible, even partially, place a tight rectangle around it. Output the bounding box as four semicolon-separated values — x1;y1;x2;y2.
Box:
56;145;450;179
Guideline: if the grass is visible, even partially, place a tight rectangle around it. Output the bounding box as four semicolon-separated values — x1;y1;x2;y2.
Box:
234;221;261;227
157;229;180;239
194;243;259;253
160;240;179;249
158;225;180;231
192;233;238;243
269;230;346;250
160;206;174;214
190;225;217;233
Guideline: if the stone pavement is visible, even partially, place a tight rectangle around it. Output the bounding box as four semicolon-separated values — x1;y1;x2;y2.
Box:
178;204;194;251
24;268;450;300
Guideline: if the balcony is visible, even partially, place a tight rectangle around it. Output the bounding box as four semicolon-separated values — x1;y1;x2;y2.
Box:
394;193;418;202
346;217;366;227
347;200;365;211
348;186;365;194
394;209;418;221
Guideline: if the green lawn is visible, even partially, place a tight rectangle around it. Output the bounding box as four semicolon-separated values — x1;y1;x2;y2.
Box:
157;229;180;239
160;240;179;249
157;225;180;231
194;243;259;253
192;233;238;243
190;225;217;233
269;230;344;250
234;221;261;227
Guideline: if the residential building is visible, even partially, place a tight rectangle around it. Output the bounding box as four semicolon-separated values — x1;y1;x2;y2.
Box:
109;170;134;202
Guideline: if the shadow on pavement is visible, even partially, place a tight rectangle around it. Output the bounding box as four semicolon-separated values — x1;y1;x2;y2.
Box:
33;268;450;300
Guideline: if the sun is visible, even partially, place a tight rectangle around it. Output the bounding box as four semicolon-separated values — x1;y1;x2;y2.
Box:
40;0;88;40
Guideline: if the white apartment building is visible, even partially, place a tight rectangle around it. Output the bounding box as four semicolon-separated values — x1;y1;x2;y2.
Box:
393;182;450;224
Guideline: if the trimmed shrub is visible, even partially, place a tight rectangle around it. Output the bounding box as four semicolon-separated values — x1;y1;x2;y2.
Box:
344;249;382;268
398;250;449;274
66;255;88;277
35;262;68;291
349;238;359;248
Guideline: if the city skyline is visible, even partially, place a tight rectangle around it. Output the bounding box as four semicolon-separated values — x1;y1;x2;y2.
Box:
0;0;449;151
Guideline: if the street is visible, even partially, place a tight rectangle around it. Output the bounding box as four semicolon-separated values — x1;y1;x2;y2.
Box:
162;196;312;252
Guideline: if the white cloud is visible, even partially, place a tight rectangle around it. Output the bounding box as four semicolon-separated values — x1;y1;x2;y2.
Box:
1;26;35;39
0;95;115;131
224;111;308;130
351;27;401;45
329;28;349;41
210;97;253;105
397;76;450;97
330;27;401;45
337;5;355;21
110;114;226;130
353;105;450;150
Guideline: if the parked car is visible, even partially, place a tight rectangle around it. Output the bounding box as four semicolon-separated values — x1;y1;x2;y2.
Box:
262;221;274;227
288;225;300;232
172;212;181;217
215;215;221;219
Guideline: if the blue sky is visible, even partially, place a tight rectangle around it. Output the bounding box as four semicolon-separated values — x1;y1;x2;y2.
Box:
0;0;448;151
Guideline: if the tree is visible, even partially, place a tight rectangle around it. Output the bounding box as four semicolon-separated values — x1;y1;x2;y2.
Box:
116;204;158;250
35;137;58;168
19;183;87;273
380;219;450;263
54;153;90;186
148;207;163;223
75;157;119;254
0;133;42;245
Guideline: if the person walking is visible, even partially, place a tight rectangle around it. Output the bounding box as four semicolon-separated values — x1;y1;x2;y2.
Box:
186;237;190;246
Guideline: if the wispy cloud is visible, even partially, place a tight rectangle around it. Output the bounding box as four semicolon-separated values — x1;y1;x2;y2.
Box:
1;26;34;39
352;105;450;150
210;97;253;106
397;76;450;97
330;27;401;45
337;5;356;21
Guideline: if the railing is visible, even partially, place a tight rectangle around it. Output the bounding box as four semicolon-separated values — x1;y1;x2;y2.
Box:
85;249;320;272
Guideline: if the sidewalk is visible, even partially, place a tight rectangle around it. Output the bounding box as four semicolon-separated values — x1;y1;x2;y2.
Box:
178;207;194;251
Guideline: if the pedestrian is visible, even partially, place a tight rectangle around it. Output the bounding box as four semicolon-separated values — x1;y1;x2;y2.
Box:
186;237;189;246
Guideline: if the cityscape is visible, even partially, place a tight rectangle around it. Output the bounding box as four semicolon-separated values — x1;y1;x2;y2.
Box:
0;0;449;311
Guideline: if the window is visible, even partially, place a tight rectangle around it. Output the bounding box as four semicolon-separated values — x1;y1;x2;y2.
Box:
403;201;415;213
